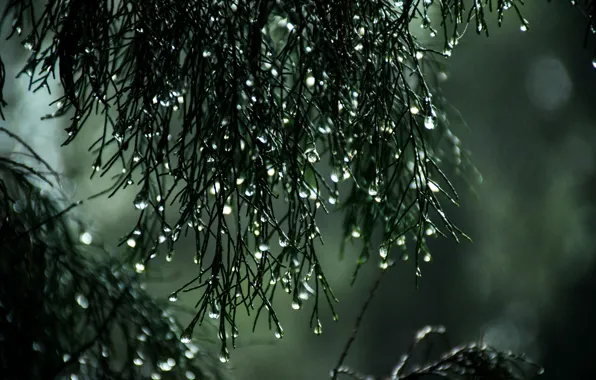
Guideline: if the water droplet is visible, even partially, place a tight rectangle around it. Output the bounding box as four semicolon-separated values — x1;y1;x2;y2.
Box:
351;228;361;238
209;306;220;319
127;238;137;248
245;185;255;196
166;251;174;262
592;58;596;69
305;145;320;163
379;246;388;259
428;181;440;193
368;183;379;196
219;347;230;363
75;293;89;309
279;236;289;247
135;262;145;273
520;24;528;32
158;360;172;371
168;293;178;302
275;325;284;339
298;186;309;199
291;300;302;310
223;204;232;214
423;253;432;262
410;106;420;114
306;76;315;87
424;116;436;130
133;190;149;210
180;332;192;343
186;371;196;380
80;232;93;245
314;320;323;335
401;252;409;261
379;260;389;270
254;251;263;260
133;357;143;366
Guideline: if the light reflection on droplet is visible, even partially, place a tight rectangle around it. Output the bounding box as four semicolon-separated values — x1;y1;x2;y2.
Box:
75;293;89;309
80;232;93;245
219;347;230;363
275;326;284;339
181;332;192;343
135;262;145;273
424;116;435;130
314;320;323;335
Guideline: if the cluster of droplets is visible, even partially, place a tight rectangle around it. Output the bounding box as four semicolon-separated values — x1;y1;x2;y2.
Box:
151;85;187;111
378;245;392;270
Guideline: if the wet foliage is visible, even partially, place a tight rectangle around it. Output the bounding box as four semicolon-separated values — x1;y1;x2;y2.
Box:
334;325;543;380
0;127;229;379
0;0;593;368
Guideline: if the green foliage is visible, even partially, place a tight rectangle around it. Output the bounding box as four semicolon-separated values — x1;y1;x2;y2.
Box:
334;326;543;380
1;0;594;367
0;127;229;378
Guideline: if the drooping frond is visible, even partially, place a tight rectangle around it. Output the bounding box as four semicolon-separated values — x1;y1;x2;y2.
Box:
2;0;588;355
0;127;229;379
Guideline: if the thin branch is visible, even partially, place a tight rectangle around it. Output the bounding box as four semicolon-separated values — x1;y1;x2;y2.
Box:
331;269;387;380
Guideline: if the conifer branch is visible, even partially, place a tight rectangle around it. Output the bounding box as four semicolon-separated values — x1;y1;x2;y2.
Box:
0;128;229;379
1;0;591;358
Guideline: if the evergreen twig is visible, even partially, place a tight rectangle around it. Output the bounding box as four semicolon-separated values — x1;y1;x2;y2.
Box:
0;128;229;379
0;0;591;359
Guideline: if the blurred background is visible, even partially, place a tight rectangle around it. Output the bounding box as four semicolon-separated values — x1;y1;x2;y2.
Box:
1;1;596;379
